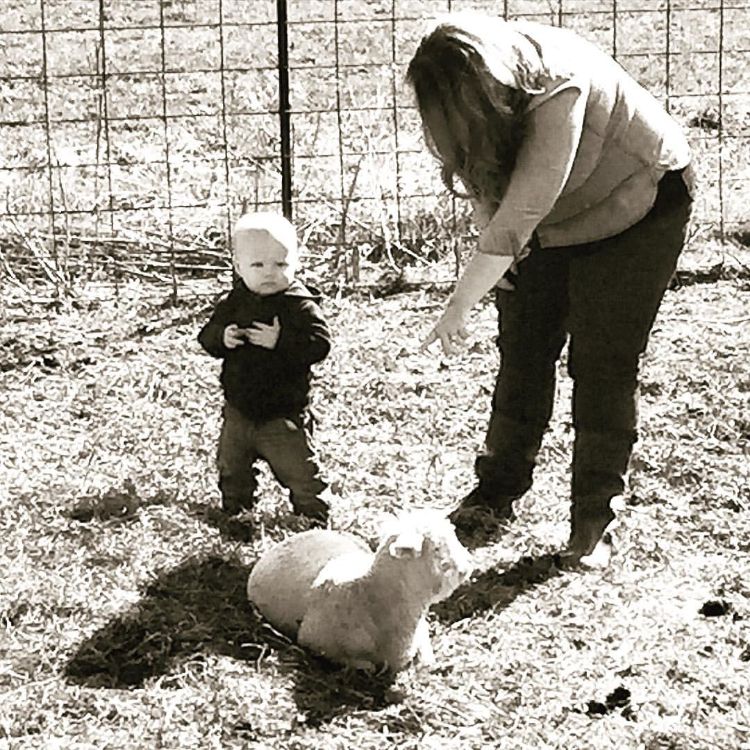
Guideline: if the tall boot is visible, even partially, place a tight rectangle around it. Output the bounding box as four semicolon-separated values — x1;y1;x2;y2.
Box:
450;413;549;533
451;255;567;538
561;429;635;567
475;412;548;503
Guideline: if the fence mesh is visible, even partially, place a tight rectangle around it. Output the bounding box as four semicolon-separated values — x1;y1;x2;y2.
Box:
1;0;748;289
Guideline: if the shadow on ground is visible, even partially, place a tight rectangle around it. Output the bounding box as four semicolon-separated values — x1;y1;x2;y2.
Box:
64;555;397;726
433;553;561;624
187;501;322;545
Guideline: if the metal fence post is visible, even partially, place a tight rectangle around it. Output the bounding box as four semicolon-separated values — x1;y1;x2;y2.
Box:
276;0;292;221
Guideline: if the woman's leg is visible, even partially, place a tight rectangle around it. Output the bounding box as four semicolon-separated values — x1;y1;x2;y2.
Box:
564;170;692;561
451;246;569;530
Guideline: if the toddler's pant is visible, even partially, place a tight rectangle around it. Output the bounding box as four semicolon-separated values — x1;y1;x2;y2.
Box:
477;168;693;523
217;402;326;514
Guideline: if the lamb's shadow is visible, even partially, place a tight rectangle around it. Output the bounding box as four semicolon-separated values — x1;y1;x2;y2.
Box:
433;553;561;624
65;556;257;687
64;555;397;725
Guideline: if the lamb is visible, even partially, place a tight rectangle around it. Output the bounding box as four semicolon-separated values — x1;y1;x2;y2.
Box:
247;508;473;672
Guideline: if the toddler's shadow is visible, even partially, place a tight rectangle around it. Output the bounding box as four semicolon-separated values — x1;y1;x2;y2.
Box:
64;555;397;726
200;506;256;542
190;503;318;545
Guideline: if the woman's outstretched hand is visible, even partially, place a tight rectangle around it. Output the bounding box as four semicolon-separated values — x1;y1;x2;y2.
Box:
420;303;470;355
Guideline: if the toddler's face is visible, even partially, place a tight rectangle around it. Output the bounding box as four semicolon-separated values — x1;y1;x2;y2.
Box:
234;229;297;295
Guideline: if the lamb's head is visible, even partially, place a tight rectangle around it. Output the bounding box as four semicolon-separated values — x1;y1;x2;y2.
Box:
377;509;473;603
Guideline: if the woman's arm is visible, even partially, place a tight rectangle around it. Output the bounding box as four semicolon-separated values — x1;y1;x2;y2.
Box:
422;253;515;354
424;84;587;354
478;82;587;259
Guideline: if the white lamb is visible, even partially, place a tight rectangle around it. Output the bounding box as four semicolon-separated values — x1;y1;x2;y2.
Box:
247;509;473;672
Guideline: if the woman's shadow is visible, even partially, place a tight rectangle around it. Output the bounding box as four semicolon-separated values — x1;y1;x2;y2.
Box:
433;552;561;624
64;555;398;727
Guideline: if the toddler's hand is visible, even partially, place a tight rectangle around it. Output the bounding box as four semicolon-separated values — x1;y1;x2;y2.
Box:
245;316;281;350
223;323;246;349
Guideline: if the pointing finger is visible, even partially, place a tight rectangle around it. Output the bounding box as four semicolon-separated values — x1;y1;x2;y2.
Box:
439;332;460;356
420;329;438;352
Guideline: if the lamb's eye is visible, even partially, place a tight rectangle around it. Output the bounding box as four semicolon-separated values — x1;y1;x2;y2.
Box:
440;560;455;572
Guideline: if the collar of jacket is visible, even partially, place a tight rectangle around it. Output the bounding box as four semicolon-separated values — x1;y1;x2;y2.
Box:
234;278;322;301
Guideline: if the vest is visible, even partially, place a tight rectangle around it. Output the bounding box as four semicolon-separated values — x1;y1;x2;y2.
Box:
516;21;692;247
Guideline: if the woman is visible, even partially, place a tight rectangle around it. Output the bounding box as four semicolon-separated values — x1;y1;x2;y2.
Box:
408;12;693;566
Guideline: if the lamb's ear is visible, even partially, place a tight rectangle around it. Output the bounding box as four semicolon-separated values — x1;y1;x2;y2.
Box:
388;530;424;559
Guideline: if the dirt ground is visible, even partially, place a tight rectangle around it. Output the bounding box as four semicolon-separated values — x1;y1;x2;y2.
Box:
1;247;748;748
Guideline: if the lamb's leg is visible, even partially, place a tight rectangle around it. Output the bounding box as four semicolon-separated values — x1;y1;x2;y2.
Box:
412;617;435;669
299;595;380;670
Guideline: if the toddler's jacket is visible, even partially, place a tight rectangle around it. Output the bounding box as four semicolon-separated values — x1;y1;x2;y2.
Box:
198;279;330;422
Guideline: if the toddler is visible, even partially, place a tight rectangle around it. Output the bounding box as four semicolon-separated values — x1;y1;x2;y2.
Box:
198;212;331;522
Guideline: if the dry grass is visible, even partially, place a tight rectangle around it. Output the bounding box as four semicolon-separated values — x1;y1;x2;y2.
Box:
1;248;749;748
2;1;750;747
2;0;748;286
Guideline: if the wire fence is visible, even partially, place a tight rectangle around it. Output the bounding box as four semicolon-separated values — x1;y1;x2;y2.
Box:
0;0;748;292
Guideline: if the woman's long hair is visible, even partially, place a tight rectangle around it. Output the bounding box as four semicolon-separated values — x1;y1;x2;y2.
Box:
407;13;549;203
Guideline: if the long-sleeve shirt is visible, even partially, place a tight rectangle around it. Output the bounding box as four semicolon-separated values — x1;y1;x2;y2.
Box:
475;20;692;259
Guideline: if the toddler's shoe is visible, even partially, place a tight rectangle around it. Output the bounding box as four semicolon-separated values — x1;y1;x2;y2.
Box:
221;495;255;516
291;497;330;527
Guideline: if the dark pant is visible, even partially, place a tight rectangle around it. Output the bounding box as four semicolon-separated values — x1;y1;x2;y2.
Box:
476;169;693;524
217;402;326;513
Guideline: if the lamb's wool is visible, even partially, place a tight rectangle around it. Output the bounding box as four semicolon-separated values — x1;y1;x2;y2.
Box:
247;509;473;671
247;530;371;636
